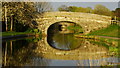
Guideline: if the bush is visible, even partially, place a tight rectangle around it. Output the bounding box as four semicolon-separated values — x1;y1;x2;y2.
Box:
25;28;42;34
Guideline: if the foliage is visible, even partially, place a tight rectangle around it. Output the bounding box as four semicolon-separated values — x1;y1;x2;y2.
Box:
111;8;120;22
58;5;93;13
93;4;111;16
2;2;38;26
58;5;69;11
58;4;112;16
109;46;118;52
67;6;78;12
114;8;120;17
2;2;52;32
112;8;120;22
14;22;30;32
68;6;93;13
26;28;42;34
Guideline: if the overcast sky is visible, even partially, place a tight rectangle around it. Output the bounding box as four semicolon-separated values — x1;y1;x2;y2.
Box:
50;2;118;11
32;0;120;2
35;0;119;11
1;0;120;10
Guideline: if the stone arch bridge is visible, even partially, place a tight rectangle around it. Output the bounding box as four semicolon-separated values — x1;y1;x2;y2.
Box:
36;12;111;35
34;12;114;63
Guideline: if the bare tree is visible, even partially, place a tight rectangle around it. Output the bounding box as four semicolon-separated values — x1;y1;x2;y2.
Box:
58;5;69;11
34;2;52;13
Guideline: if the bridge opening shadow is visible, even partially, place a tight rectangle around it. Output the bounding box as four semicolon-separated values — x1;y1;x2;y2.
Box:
47;21;84;51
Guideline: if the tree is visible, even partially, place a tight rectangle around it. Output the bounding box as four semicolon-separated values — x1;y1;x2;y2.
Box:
85;7;93;13
115;8;120;17
2;2;52;32
93;4;111;16
58;5;69;11
2;2;37;31
68;6;78;12
67;6;93;13
34;2;52;13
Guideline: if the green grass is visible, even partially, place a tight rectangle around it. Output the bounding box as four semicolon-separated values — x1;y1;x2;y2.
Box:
1;29;42;37
1;31;34;37
87;24;120;38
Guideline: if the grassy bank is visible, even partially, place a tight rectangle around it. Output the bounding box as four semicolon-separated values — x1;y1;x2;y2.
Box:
1;29;42;37
1;31;34;37
87;24;120;38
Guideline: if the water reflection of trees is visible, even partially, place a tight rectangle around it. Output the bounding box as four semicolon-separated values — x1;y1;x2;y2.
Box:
51;33;84;50
2;38;50;66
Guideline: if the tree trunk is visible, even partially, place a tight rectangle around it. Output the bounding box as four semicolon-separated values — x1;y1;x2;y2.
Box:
5;6;8;31
10;15;13;31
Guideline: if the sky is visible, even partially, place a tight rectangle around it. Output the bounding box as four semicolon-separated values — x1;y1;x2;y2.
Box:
50;2;118;11
2;0;120;11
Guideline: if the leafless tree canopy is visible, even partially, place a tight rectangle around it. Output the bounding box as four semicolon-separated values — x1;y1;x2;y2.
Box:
35;2;52;13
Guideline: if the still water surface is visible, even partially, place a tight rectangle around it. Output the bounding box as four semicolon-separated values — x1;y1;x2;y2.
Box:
2;36;119;66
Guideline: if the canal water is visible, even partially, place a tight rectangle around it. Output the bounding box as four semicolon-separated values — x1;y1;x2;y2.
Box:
2;22;120;66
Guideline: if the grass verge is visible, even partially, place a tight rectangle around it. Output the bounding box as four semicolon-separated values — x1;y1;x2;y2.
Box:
87;24;120;38
1;31;34;37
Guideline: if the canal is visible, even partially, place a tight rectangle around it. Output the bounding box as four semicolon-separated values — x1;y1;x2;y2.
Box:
2;22;120;66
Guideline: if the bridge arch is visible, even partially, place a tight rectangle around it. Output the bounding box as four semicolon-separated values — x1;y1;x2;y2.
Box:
46;21;84;51
47;21;84;35
44;20;87;35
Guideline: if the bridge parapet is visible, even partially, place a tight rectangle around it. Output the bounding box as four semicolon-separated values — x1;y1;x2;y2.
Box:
43;12;111;21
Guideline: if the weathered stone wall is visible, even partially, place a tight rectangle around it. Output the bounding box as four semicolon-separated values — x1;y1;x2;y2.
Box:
36;12;111;35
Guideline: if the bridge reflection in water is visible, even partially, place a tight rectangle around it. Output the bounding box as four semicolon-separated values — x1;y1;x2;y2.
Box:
2;37;119;66
34;37;119;66
2;22;119;66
